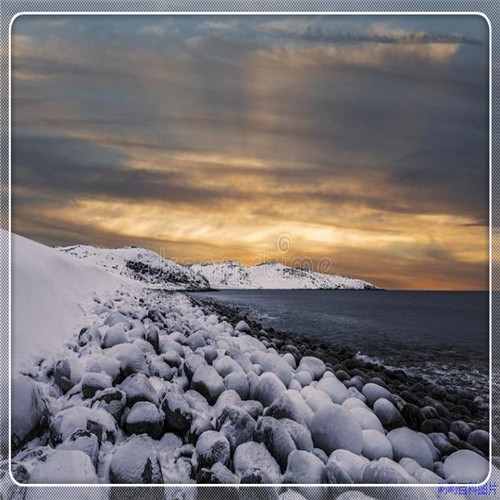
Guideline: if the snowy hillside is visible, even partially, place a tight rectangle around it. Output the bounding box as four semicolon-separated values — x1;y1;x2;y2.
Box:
11;233;134;372
58;245;210;290
190;261;376;290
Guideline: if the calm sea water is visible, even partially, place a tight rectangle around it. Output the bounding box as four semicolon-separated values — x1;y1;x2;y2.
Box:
191;290;489;394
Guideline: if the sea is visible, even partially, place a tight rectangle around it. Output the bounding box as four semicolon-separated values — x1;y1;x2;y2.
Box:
191;290;490;400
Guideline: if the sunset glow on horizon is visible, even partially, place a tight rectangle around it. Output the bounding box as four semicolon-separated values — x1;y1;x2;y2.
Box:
11;15;489;290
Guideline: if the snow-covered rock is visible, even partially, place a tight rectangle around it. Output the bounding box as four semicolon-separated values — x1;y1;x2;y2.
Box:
316;375;350;404
361;429;394;460
125;401;165;438
81;372;113;399
373;397;405;430
362;457;415;484
310;405;363;455
118;373;158;406
233;441;281;483
255;372;287;407
283;450;326;484
29;449;98;484
386;427;434;469
196;431;231;468
349;407;384;432
109;435;163;483
297;357;326;380
362;383;392;406
12;375;47;450
443;450;489;483
191;365;225;403
327;449;369;483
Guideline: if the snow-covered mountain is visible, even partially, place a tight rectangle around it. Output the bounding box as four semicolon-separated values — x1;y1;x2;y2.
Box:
190;261;376;290
58;245;376;290
58;245;210;290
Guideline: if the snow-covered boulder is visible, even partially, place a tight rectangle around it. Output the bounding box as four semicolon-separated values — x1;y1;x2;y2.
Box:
362;383;392;406
217;405;257;450
161;390;192;432
195;431;231;468
297;357;326;380
91;387;126;420
118;373;158;406
12;375;47;450
233;441;281;483
235;320;251;334
295;371;313;387
254;416;296;471
280;418;314;452
443;450;489;483
361;429;393;460
224;371;249;399
109;434;163;483
84;353;121;382
125;401;165;438
58;429;99;467
373;398;405;430
316;375;349;404
81;372;113;399
30;449;98;484
250;351;293;386
191;365;225;403
265;390;314;428
327;449;369;483
310;405;363;455
349;407;384;432
362;457;415;484
106;343;147;375
301;386;334;413
102;323;129;348
387;427;434;469
283;450;326;484
50;406;117;444
254;372;287;407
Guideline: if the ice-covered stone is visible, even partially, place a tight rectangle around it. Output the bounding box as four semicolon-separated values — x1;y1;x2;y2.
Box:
197;462;239;484
349;407;384;432
280;418;314;451
310;405;363;455
297;357;326;380
295;371;313;387
217;405;257;450
250;351;293;386
125;401;165;438
161;390;192;432
102;323;129;348
104;311;130;327
118;373;158;406
224;371;249;399
58;429;99;466
265;390;314;427
50;406;117;444
254;416;296;471
214;355;243;377
301;386;334;413
91;387;126;420
316;375;349;404
387;427;434;469
235;320;251;333
85;353;121;382
373;397;405;430
106;342;147;375
233;441;281;483
195;430;231;468
81;372;112;399
12;375;47;450
109;434;163;483
362;383;392;406
443;450;489;483
327;449;369;483
362;457;415;484
254;372;287;407
283;450;326;484
191;365;225;404
30;449;98;484
361;429;393;460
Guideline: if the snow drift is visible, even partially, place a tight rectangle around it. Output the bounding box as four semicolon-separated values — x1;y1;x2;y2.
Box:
11;232;133;373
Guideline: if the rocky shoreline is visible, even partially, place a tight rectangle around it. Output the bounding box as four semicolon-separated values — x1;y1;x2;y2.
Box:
9;287;492;487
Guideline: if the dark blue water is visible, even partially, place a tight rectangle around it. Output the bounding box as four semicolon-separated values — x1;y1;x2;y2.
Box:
192;290;489;393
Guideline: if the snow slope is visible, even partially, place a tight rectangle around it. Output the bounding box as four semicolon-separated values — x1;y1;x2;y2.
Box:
190;261;376;290
11;233;134;373
58;245;210;290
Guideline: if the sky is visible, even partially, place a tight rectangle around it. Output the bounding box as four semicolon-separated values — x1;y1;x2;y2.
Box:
10;15;489;290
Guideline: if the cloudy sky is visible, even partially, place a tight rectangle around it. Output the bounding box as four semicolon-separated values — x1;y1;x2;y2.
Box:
11;15;489;289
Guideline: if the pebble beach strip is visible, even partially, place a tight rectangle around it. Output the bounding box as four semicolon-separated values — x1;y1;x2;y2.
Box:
9;287;492;487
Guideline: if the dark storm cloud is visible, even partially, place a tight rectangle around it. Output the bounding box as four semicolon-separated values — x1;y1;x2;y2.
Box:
10;15;489;289
12;134;240;205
